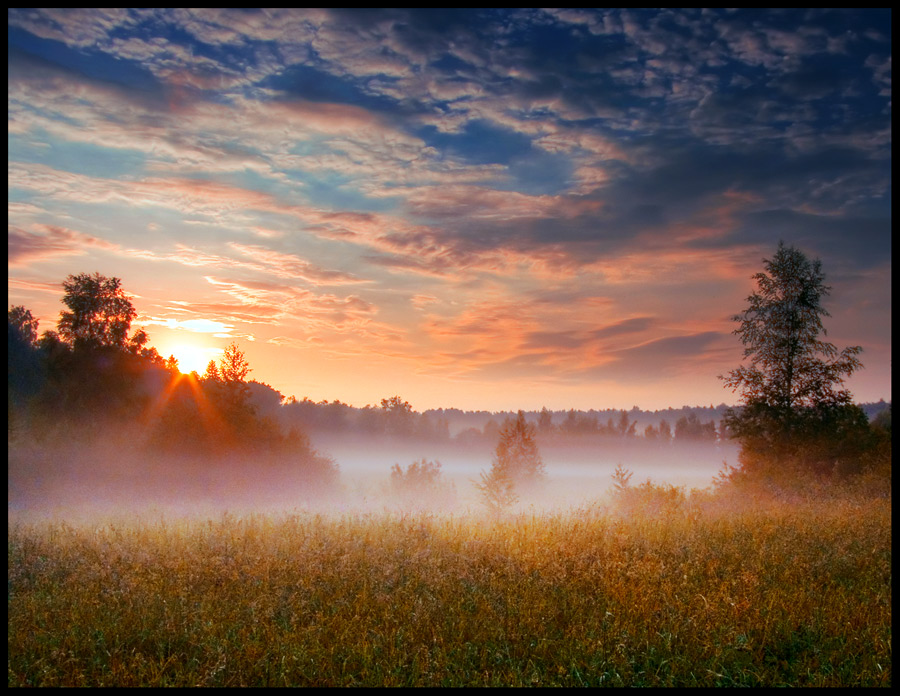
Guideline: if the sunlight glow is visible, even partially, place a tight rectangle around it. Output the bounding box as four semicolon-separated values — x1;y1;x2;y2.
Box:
170;344;220;375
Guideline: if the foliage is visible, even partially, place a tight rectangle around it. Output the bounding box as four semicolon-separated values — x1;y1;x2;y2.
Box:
474;411;545;514
616;410;637;437
9;306;45;409
473;463;519;516
190;342;260;447
219;342;252;384
608;465;687;518
494;411;546;488
9;499;891;687
57;272;139;351
870;403;891;434
720;243;867;477
388;459;456;511
381;395;415;437
8;305;39;345
674;412;717;441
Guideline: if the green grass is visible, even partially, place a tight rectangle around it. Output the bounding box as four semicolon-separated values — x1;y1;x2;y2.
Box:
8;498;891;686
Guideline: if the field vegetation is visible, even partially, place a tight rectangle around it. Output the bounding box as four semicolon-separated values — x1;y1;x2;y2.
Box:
8;482;891;687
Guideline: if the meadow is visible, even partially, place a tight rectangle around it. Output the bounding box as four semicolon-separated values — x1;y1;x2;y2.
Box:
8;492;891;687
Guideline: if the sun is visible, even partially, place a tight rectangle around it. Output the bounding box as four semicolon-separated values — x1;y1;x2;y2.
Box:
169;344;219;375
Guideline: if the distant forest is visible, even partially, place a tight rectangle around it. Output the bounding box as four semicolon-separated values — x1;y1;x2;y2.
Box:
252;383;891;446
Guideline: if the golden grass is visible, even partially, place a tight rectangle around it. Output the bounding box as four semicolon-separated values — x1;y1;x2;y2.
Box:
8;498;891;686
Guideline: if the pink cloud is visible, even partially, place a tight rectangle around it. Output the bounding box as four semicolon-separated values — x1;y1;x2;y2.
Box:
8;223;120;267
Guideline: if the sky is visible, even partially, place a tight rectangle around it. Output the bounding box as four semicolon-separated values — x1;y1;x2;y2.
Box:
7;8;892;412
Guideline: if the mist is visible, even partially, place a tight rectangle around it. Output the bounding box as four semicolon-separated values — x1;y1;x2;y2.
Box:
8;422;739;526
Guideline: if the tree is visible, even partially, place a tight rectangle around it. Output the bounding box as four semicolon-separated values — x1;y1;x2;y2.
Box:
219;342;252;384
198;343;257;445
9;306;44;409
474;410;545;514
617;410;637;437
473;463;518;516
203;359;221;382
537;407;554;434
720;242;864;475
658;419;672;442
8;305;39;346
389;458;456;510
380;395;414;437
674;412;717;442
497;411;546;486
57;272;138;351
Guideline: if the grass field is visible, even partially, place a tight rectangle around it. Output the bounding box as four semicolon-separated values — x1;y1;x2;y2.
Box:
8;495;891;687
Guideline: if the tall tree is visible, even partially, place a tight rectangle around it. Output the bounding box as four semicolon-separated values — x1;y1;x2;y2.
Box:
720;242;864;473
57;272;138;351
219;342;252;384
200;342;257;444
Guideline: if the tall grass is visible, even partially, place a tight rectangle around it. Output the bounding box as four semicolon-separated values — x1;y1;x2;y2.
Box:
8;497;891;686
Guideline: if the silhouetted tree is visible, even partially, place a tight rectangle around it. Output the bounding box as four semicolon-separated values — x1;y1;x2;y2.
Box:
9;306;44;414
720;242;865;477
220;342;252;384
57;272;139;351
200;342;257;443
8;305;39;346
17;275;169;426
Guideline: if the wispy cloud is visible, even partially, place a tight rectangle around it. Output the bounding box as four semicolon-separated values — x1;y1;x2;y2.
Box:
8;224;120;267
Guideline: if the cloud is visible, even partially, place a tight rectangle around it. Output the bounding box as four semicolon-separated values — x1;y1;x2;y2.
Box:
201;276;379;332
7;9;891;408
571;331;732;383
8;224;120;267
8;8;137;48
227;243;368;285
139;317;236;334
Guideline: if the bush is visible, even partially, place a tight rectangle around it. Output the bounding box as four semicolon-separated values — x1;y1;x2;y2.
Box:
388;458;456;511
608;465;687;518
